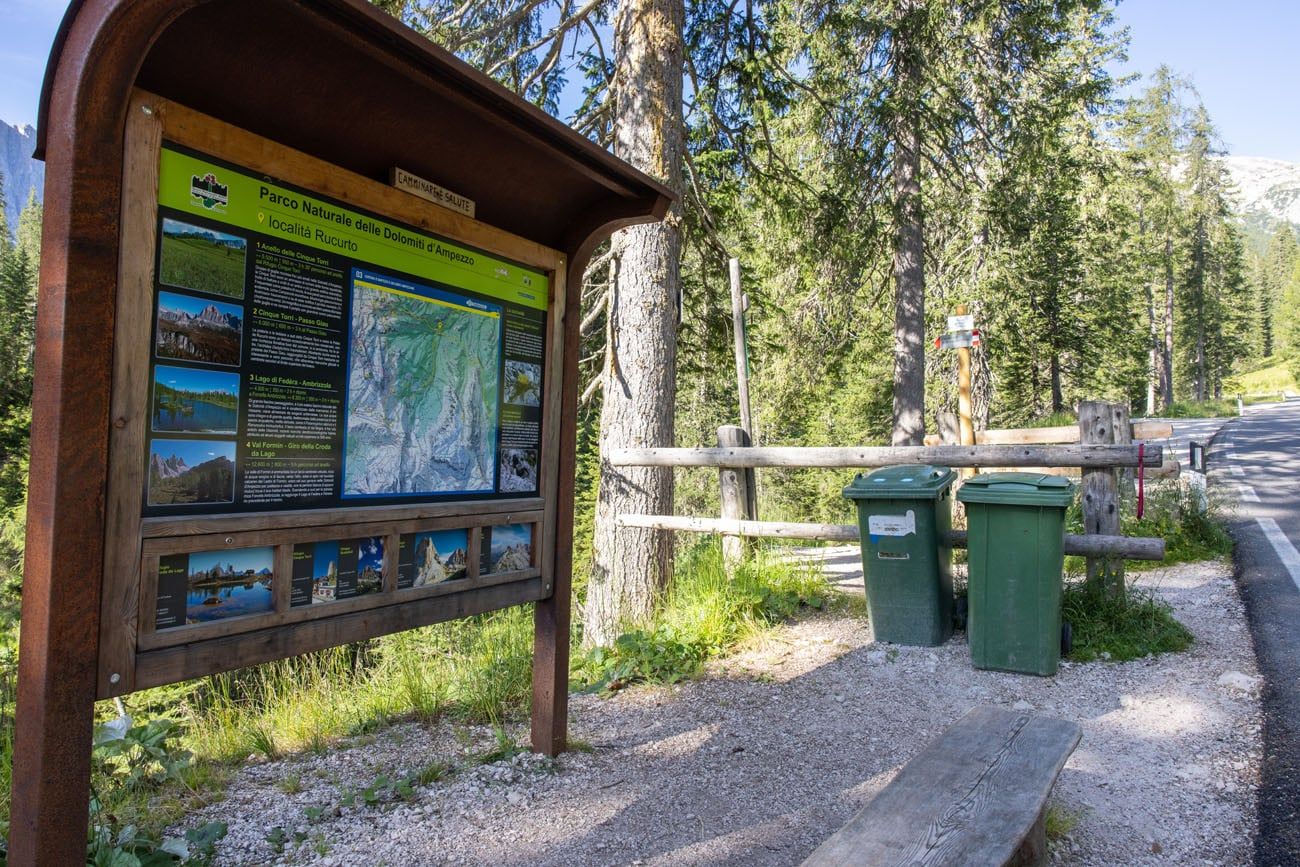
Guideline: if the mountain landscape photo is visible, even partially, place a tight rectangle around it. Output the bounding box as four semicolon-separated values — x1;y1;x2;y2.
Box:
147;442;236;506
156;290;244;366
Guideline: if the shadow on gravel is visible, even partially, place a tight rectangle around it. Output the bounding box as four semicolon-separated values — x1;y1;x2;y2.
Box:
500;616;1250;867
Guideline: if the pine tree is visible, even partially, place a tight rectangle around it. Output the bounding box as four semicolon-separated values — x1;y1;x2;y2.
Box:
1259;226;1298;358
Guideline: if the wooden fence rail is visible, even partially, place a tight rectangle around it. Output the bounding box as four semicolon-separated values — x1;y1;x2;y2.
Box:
613;401;1171;590
608;443;1162;470
615;514;1166;561
922;420;1172;446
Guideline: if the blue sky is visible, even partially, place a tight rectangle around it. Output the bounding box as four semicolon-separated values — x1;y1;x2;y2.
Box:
162;218;247;248
1112;1;1300;162
2;1;1297;161
411;528;469;558
189;546;274;576
491;523;531;555
150;437;235;467
312;540;339;578
154;364;240;397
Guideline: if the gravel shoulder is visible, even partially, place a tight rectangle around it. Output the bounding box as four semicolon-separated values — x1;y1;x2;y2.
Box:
190;556;1261;866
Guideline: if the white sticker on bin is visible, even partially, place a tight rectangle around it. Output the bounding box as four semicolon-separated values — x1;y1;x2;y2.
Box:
868;510;916;537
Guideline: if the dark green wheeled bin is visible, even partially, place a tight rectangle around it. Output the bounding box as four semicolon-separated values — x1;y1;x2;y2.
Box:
957;472;1076;676
842;465;956;646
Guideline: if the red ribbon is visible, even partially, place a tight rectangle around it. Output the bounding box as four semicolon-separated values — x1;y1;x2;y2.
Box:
1137;442;1145;520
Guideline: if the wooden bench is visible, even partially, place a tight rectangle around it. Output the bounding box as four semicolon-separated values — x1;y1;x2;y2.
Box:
802;706;1082;867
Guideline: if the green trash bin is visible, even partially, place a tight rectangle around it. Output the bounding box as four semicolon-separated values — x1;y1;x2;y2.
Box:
957;472;1076;676
842;465;956;646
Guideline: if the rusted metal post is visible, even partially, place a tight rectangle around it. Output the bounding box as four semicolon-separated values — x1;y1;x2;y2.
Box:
717;425;752;574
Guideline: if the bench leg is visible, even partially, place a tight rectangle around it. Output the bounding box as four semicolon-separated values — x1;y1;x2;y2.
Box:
1008;804;1048;867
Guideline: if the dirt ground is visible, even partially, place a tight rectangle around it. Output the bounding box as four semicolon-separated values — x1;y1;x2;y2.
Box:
191;556;1261;866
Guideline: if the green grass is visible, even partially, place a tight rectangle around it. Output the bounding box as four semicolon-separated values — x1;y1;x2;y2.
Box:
1161;398;1239;418
1121;480;1234;568
1062;580;1193;662
0;539;831;857
1045;803;1084;842
1021;410;1078;428
1065;478;1234;573
1225;357;1298;397
158;234;247;300
572;542;829;691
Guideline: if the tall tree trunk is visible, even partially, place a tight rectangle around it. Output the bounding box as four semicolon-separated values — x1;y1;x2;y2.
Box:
584;0;684;648
890;2;926;446
1162;235;1174;407
1146;281;1157;415
1049;354;1064;414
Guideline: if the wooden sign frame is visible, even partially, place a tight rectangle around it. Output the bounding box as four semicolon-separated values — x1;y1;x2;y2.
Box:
101;91;564;696
13;2;673;863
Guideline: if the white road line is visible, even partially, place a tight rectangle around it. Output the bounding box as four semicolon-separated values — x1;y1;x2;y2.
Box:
1257;518;1300;594
1239;484;1261;503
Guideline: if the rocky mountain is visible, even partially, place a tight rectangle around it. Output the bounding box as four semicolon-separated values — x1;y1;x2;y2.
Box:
196;304;242;330
159;303;242;332
492;543;530;573
1222;156;1300;243
150;452;189;479
0;122;43;236
413;537;469;586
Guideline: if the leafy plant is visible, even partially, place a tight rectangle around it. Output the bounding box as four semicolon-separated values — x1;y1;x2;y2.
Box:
264;826;287;855
77;715;228;866
92;716;192;790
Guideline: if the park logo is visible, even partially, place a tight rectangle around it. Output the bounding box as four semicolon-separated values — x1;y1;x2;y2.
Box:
190;172;229;211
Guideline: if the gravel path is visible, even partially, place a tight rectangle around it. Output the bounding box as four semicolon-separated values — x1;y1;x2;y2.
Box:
190;557;1261;866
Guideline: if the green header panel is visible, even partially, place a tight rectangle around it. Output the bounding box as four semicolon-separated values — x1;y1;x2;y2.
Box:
158;147;548;310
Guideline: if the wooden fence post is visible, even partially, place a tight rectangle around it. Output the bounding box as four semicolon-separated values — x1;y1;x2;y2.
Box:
1080;401;1124;597
1111;403;1134;500
717;425;753;573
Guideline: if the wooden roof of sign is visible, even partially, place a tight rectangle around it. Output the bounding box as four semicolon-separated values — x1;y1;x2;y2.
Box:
38;0;672;253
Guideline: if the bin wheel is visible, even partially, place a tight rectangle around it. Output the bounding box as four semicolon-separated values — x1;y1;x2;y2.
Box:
1061;621;1073;657
954;596;968;631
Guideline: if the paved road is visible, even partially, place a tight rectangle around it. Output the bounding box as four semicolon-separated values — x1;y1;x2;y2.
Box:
1135;414;1232;468
1213;400;1300;866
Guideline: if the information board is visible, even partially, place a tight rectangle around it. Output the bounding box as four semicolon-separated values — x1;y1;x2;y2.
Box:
91;97;565;684
144;145;547;517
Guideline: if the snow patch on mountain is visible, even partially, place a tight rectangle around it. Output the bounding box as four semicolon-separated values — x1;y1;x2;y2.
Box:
1222;156;1300;228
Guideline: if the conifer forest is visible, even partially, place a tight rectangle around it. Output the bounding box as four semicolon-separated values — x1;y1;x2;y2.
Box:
2;0;1299;637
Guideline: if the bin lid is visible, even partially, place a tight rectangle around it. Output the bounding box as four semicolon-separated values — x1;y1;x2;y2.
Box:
842;464;956;499
956;471;1076;507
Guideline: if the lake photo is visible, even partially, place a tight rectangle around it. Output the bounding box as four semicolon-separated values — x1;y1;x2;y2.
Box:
153;365;240;434
185;546;274;624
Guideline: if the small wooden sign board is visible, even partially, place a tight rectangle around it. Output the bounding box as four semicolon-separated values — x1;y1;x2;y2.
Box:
13;2;672;863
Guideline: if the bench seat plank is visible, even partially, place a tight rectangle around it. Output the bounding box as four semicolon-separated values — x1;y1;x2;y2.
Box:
802;706;1082;867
